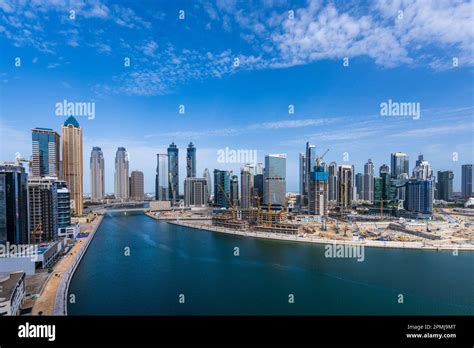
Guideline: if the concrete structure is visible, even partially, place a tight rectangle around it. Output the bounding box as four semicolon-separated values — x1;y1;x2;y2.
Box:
203;168;212;203
114;147;129;200
337;165;353;209
184;177;208;207
90;146;105;201
28;177;59;243
437;170;454;202
56;180;71;232
130;170;144;201
240;164;254;209
31;128;60;177
412;155;432;180
0;162;29;245
363;159;374;202
328;162;338;202
0;271;25;315
156;154;169;201
308;164;328;216
61;116;83;215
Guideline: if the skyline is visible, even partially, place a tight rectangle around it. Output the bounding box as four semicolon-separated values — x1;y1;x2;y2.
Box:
1;0;473;193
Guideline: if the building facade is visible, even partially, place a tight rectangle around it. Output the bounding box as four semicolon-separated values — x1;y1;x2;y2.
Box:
156;154;169;201
214;170;230;208
167;142;179;202
114;147;129;200
437;170;454;201
308;164;329;216
461;164;473;199
90;147;105;202
28;177;59;243
184;178;208;207
264;154;286;207
31;128;60;177
186;142;196;178
240;164;254;209
61;116;83;215
337;165;353;209
391;152;409;179
405;179;433;215
130;171;144;201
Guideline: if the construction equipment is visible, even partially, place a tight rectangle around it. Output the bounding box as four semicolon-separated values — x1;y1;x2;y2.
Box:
216;183;236;222
30;223;42;244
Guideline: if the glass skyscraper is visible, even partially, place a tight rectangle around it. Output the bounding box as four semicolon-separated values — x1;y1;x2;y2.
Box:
167;142;179;202
263;154;286;207
156;154;169;201
390;152;409;179
31;128;60;177
461;164;473;199
114;147;129;200
186;142;196;178
405;179;433;215
0;162;29;245
437;171;454;201
214;169;230;208
90;147;105;202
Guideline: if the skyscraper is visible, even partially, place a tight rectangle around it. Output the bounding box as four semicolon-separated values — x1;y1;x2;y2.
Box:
304;142;316;203
28;177;58;243
167;142;179;202
308;163;328;216
186;142;196;178
31;128;60;177
90;147;105;201
184;177;208;207
114;147;129;200
156;154;169;201
363;159;374;202
437;171;454;201
405;179;433;215
130;171;144;201
0;162;29;245
264;154;286;207
461;164;473;199
391;152;409;179
56;180;71;232
299;153;306;203
337;165;353;209
412;155;432;180
328;162;338;202
203;168;212;203
240;164;254;209
61;116;83;215
214;169;230;208
255;163;264;175
230;174;239;207
355;173;363;200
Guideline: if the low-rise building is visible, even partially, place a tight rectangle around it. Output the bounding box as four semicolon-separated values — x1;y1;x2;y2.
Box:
0;271;25;316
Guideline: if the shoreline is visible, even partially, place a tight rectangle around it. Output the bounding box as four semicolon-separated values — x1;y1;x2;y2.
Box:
53;214;104;315
166;219;474;252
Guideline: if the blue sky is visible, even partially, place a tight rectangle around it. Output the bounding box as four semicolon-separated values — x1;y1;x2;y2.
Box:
0;0;473;193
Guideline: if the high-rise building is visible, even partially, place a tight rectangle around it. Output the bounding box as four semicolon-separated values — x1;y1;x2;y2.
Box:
363;159;374;202
412;155;432;180
328;162;338;202
264;154;286;207
28;177;58;243
203;168;212;203
337;165;353;209
253;172;264;206
114;147;129;200
31;128;60;177
56;180;71;231
308;164;328;216
90;147;105;201
437;171;454;201
0;162;29;245
391;152;409;179
355;173;363;200
240;164;254;209
230;174;239;207
61;116;83;215
214;169;230;208
130;171;144;201
255;162;263;175
167;142;179;202
405;179;433;215
184;177;208;207
186;142;196;178
303;142;316;203
156;154;169;201
461;164;473;199
299;153;306;203
374;177;383;204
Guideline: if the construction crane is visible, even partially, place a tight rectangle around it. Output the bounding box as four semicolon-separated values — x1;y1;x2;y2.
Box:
316;148;330;167
30;223;42;244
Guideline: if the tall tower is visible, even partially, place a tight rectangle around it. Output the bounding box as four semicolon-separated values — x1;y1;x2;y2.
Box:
337;165;353;209
391;152;409;179
130;170;144;201
167;142;179;202
90;147;105;201
363;159;374;202
114;147;129;200
230;174;239;207
156;154;169;201
203;168;212;203
328;162;338;202
186;142;196;178
461;164;472;199
264;154;286;207
61;116;83;215
240;164;254;209
308;162;328;216
31;128;60;177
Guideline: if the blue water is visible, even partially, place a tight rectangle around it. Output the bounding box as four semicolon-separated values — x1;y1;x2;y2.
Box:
68;212;474;315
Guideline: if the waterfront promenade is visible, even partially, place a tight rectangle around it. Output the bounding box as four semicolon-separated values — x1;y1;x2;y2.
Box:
32;215;103;315
167;219;474;252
